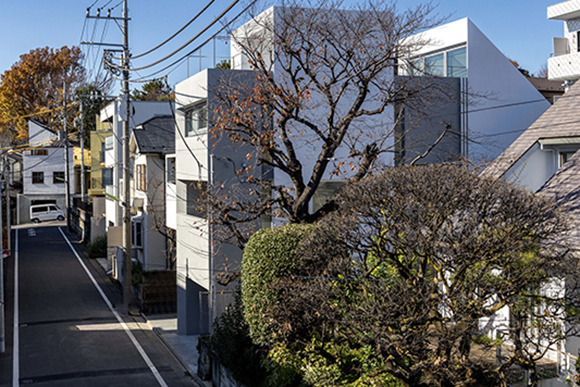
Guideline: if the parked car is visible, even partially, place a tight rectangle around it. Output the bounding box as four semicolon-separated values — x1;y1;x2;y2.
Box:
30;204;65;223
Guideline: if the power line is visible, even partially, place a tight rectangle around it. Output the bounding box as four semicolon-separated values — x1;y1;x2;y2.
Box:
104;0;241;72
107;1;254;83
116;0;217;61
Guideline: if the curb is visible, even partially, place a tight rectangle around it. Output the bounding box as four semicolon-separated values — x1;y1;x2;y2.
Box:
143;315;210;387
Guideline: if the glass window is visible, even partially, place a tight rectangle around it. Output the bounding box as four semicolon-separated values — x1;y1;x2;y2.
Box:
32;172;44;184
186;180;208;217
133;221;143;248
105;135;114;150
31;149;48;156
410;58;424;76
185;102;208;137
53;171;65;184
559;151;576;168
447;47;467;78
102;168;113;187
424;53;444;77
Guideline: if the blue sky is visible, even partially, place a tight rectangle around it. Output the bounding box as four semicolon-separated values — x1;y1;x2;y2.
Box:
0;0;565;92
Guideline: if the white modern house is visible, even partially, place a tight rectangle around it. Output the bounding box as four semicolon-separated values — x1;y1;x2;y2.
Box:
174;69;259;334
173;8;555;336
548;0;580;89
16;120;75;224
403;18;551;163
129;115;175;272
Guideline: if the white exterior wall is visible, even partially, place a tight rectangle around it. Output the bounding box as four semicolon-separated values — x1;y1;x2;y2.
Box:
232;7;396;218
101;100;172;229
410;18;550;162
166;154;177;230
548;0;580;82
502;143;561;192
23;147;75;195
28;121;57;145
132;153;167;271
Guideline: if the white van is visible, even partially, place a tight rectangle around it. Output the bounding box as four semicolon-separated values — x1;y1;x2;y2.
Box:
30;204;65;223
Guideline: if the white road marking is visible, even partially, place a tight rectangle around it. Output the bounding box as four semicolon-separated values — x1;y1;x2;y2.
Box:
13;229;18;387
58;228;168;387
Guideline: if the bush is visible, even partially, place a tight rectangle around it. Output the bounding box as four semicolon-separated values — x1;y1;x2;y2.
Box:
241;223;314;346
87;235;107;258
211;291;270;386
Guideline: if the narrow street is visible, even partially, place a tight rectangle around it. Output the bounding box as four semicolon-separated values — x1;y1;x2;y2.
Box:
0;225;197;387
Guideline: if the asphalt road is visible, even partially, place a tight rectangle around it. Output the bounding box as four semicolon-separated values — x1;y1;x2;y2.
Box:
0;225;197;387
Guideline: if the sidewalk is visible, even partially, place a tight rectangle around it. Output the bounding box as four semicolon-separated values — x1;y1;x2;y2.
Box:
143;314;211;387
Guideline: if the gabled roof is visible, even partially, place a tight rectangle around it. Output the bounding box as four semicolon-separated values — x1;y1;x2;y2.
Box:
537;150;580;250
132;116;175;154
28;119;56;134
484;80;580;179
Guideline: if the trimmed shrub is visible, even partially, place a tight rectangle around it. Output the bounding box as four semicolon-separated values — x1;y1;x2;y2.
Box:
87;235;107;258
241;223;314;347
211;291;269;386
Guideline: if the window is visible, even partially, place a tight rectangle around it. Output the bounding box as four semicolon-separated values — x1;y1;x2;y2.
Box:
101;143;106;162
32;172;44;184
31;149;48;156
132;221;143;248
410;46;467;78
559;151;576;168
186;181;208;217
185;102;208;136
446;47;467;78
105;135;114;150
425;53;445;77
136;164;147;191
32;206;48;214
102;168;113;187
167;157;176;184
53;171;65;184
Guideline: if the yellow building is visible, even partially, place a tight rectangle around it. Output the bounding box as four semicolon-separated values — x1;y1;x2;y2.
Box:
89;117;113;198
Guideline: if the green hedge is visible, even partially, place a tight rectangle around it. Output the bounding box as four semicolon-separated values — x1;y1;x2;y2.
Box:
87;235;107;258
241;223;314;346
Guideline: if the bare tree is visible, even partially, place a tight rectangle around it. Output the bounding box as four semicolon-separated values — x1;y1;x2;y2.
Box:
208;0;459;248
249;164;579;387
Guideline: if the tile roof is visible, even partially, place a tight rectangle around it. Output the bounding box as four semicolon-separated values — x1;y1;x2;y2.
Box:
133;116;175;154
483;80;580;179
537;150;580;250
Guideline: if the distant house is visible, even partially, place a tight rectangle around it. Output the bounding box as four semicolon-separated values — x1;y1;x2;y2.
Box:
129;115;175;272
548;0;580;89
16;119;76;224
528;77;566;104
484;78;580;376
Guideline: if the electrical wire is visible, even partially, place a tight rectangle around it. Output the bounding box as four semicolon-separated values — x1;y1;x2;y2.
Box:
106;1;253;83
112;0;217;61
104;0;241;72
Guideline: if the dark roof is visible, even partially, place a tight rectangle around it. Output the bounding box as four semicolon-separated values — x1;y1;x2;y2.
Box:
133;116;175;154
484;80;580;179
528;77;565;93
537;150;580;250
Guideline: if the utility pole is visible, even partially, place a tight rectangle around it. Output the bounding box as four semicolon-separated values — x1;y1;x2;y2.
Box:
121;0;133;314
4;153;9;254
82;0;132;314
80;103;86;203
0;151;4;354
63;80;71;231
